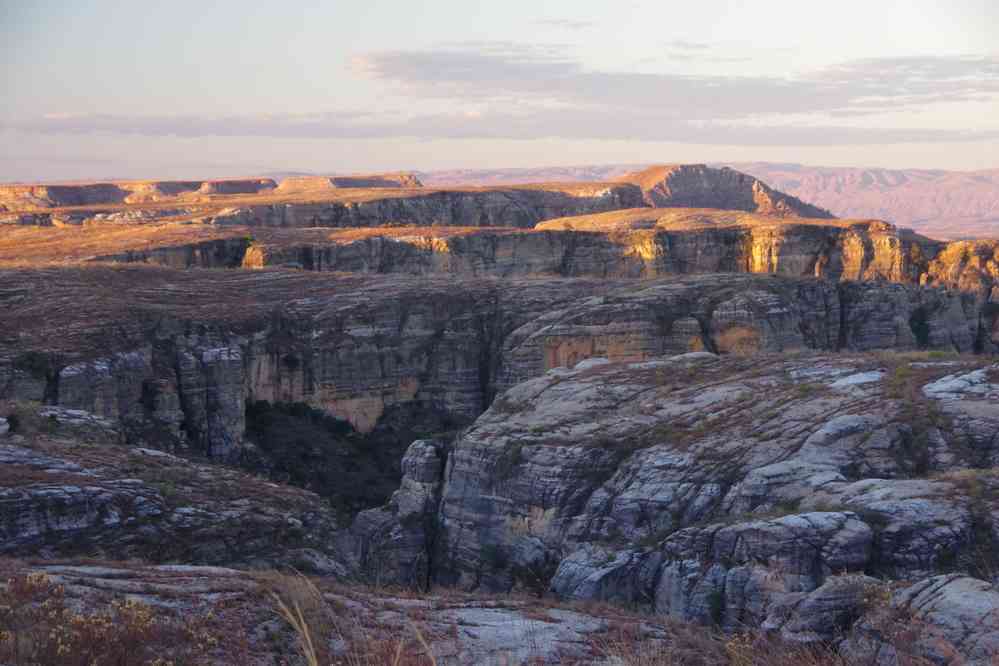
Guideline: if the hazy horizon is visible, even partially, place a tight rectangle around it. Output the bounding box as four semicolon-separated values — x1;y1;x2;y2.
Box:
3;0;997;181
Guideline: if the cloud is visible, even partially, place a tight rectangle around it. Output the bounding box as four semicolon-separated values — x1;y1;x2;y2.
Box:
7;111;380;138
662;52;752;63
351;46;999;118
665;40;712;50
533;19;594;30
8;47;997;146
8;108;996;146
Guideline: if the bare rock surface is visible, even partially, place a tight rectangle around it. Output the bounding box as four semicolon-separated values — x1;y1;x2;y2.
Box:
0;557;673;665
0;408;343;569
418;351;999;651
1;350;997;664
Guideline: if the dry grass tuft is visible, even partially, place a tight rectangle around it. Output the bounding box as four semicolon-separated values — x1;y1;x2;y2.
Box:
262;571;438;666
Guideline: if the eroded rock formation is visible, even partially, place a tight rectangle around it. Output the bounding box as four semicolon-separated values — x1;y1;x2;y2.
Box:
618;165;835;218
2;268;992;460
2;163;998;665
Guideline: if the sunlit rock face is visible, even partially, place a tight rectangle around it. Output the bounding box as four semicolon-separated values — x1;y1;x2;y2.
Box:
617;164;836;218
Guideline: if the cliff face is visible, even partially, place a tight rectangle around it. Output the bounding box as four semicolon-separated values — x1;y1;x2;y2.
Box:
241;230;657;277
619;165;835;218
3;364;998;664
379;353;999;634
425;161;999;240
0;179;278;209
3;165;999;665
0;267;991;462
234;217;996;301
276;173;424;191
0;405;344;570
202;185;644;228
10;214;990;297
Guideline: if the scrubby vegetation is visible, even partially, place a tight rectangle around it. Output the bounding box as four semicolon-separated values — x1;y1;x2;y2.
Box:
0;573;239;666
243;400;458;517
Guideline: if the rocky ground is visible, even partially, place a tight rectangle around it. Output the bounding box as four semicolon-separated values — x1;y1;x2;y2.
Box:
2;352;998;664
1;165;998;664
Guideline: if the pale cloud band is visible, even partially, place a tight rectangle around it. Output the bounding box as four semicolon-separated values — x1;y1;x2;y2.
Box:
7;47;998;146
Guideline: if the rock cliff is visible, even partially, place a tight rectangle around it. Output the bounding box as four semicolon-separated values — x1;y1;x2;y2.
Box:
619;165;835;218
0;178;278;209
276;173;424;191
3;352;998;663
341;351;999;657
2;163;998;665
0;404;343;571
4;216;997;306
424;161;999;240
2;267;992;462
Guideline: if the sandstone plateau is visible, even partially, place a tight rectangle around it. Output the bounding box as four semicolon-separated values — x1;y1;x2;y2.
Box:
1;163;998;665
422;162;999;240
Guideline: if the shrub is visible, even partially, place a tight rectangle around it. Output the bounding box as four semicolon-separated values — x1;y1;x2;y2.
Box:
263;571;437;666
0;573;219;665
715;326;761;356
908;307;931;348
706;589;725;627
243;400;434;517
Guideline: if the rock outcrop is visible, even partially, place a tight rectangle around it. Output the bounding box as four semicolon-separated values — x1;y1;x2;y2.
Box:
0;178;278;209
0;405;343;571
5;217;998;307
2;162;998;665
200;184;644;228
408;352;999;648
424;161;999;240
619;165;835;218
2;267;991;459
276;173;424;191
0;558;675;665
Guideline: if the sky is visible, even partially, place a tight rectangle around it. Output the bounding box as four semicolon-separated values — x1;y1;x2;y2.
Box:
1;0;997;181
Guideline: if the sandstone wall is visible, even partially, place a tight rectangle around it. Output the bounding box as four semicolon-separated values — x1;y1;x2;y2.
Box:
2;271;991;459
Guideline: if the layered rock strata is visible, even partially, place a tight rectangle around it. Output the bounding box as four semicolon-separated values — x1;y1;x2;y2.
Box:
2;268;993;459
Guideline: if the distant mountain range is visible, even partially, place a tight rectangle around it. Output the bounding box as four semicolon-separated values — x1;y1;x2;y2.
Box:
419;162;999;239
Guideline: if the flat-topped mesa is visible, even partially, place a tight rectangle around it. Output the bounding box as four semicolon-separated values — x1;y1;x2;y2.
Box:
191;178;276;196
4;215;997;297
167;182;645;228
618;164;836;219
1;179;644;228
0;183;134;209
0;178;277;209
532;208;965;286
276;173;424;192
